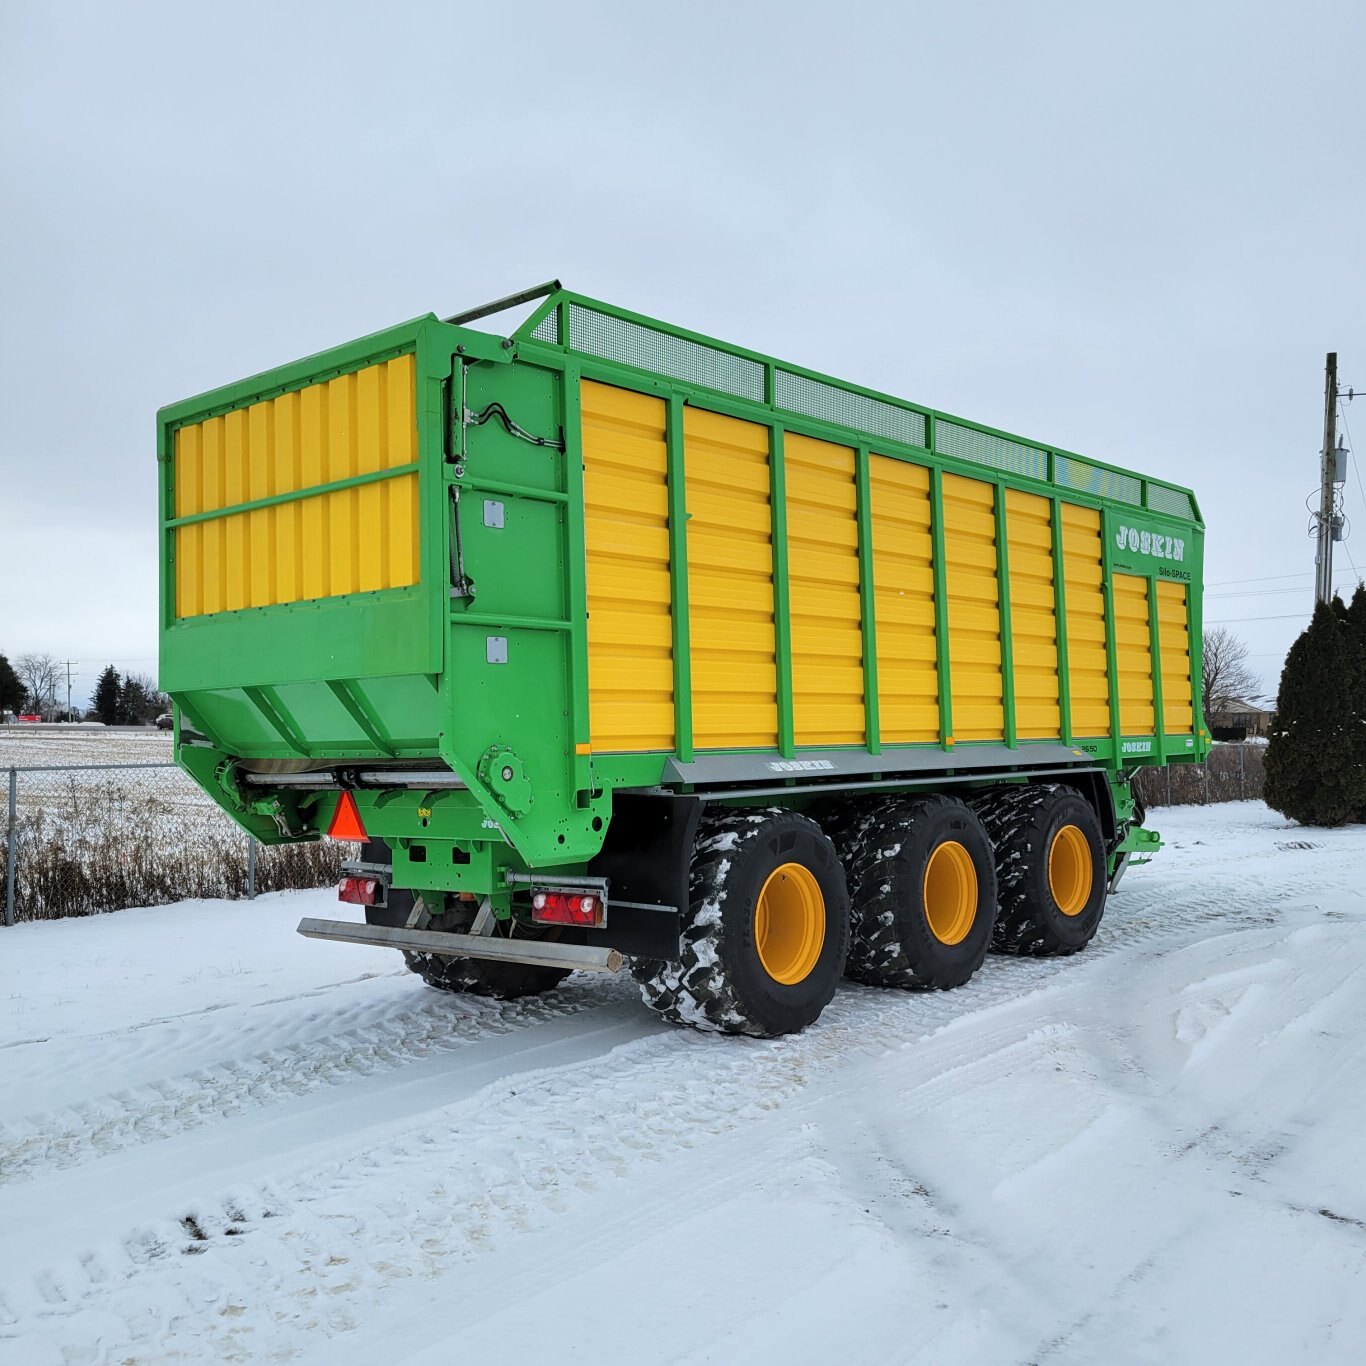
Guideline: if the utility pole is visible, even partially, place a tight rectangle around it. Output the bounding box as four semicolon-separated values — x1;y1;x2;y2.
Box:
1315;353;1340;606
61;660;77;722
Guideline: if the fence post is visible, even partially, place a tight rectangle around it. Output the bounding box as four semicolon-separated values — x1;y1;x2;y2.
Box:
1239;744;1245;800
5;768;16;927
248;837;258;900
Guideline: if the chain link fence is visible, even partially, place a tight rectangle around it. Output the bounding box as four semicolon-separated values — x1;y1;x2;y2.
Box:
1135;742;1266;809
1;736;1268;926
2;760;351;926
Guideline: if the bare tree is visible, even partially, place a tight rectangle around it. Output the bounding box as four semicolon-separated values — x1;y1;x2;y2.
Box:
1202;627;1261;723
15;653;61;718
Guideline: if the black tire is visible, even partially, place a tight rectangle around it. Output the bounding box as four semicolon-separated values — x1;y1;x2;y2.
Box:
841;794;998;990
630;807;850;1037
969;784;1107;956
419;915;571;1001
360;839;424;975
360;840;568;999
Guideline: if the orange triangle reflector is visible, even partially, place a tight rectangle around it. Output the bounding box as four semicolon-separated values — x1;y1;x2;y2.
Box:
327;790;368;842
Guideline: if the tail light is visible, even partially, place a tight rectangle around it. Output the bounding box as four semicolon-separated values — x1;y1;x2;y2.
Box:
530;890;605;927
338;876;381;906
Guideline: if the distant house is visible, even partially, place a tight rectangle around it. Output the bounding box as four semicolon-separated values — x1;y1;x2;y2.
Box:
1208;696;1272;740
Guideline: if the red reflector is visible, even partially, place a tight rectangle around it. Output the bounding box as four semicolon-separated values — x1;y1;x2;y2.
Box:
530;891;605;927
338;876;381;906
327;791;368;842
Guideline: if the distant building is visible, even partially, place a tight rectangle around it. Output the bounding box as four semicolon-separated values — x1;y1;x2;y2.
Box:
1208;696;1272;740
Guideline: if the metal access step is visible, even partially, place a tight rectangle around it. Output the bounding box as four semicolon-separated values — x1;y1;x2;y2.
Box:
296;917;623;974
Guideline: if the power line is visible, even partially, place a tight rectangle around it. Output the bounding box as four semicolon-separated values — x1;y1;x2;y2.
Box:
1207;571;1310;586
1205;568;1358;588
1340;403;1365;518
1206;612;1316;624
1208;577;1363;600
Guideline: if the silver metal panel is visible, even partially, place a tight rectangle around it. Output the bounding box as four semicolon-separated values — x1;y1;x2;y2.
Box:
935;420;1048;479
297;917;624;973
568;304;766;401
775;369;927;449
664;742;1096;787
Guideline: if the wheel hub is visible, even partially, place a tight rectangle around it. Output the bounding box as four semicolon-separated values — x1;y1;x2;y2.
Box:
754;862;825;985
923;840;978;945
1048;824;1093;916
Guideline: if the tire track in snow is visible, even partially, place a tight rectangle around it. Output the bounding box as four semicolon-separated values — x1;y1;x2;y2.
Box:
3;857;1246;1192
0;980;619;1188
0;889;1301;1361
4;830;1356;1359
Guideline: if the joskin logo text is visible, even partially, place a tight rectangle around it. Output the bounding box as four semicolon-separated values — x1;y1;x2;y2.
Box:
1115;525;1185;562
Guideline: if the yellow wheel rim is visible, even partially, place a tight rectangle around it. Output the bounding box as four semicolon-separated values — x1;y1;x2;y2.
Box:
1048;824;1093;917
923;840;978;946
755;862;826;985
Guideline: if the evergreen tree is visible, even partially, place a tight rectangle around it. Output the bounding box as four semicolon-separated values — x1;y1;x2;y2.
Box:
1345;584;1366;821
117;675;151;726
0;653;24;715
1264;599;1366;826
93;666;122;726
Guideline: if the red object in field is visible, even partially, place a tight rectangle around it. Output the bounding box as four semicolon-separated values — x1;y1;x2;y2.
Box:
338;876;381;906
327;790;368;841
530;890;605;927
17;714;40;724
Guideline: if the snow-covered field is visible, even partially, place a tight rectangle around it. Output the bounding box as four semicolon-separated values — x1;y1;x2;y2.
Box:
0;728;174;769
1;801;1363;1365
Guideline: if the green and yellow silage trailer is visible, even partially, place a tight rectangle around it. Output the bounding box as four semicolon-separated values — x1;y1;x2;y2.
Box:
158;281;1207;1036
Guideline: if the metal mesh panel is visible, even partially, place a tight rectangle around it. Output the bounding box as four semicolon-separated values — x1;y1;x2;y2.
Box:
1147;483;1195;521
530;311;559;343
568;304;765;401
775;370;926;448
1056;454;1142;506
935;420;1048;480
0;730;353;921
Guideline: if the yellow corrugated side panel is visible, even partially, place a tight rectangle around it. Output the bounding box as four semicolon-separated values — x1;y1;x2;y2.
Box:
684;407;778;749
1157;580;1195;734
942;472;1004;740
1005;489;1060;739
1114;574;1156;733
869;455;938;743
1060;504;1110;736
580;380;674;753
784;433;865;746
173;355;418;618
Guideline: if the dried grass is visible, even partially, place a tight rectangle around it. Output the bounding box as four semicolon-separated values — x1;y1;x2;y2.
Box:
1;778;351;923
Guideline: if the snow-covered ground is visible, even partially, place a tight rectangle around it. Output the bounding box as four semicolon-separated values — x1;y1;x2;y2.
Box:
0;728;173;768
2;802;1363;1365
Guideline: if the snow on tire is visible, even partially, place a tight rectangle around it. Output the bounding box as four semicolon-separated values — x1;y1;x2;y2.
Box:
841;794;998;990
630;807;850;1037
969;783;1108;956
361;839;425;976
416;907;570;1002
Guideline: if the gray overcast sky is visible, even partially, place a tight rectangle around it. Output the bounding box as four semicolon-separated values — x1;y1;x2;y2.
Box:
3;0;1364;707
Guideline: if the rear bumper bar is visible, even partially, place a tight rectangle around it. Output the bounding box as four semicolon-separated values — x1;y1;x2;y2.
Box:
296;916;623;973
